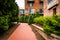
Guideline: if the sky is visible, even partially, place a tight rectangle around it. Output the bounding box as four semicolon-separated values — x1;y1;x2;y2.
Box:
15;0;25;9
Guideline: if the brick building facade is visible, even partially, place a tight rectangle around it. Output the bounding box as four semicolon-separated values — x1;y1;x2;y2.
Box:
20;0;60;16
44;0;60;16
20;0;44;15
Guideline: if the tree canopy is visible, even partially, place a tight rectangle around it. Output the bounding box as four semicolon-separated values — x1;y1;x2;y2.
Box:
0;0;19;21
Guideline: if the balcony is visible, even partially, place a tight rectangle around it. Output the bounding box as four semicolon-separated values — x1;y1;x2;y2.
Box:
47;0;58;9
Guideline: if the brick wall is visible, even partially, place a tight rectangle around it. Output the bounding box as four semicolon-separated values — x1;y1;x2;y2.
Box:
25;0;40;9
44;0;53;16
44;0;60;16
56;0;60;15
25;0;43;15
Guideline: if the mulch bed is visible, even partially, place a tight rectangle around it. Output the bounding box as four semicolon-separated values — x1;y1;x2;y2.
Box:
0;24;20;40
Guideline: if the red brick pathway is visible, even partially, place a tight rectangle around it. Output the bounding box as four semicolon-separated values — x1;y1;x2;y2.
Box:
8;23;37;40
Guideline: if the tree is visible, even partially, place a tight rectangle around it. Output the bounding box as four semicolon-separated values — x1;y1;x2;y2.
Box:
0;0;19;32
0;0;19;22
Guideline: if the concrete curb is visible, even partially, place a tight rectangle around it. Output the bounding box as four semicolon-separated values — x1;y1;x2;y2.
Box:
32;24;43;31
50;34;60;40
32;24;60;40
32;24;50;40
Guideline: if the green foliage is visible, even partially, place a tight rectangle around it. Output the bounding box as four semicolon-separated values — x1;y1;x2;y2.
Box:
19;12;40;24
34;15;60;35
34;12;40;17
43;16;60;35
34;16;46;25
0;0;19;33
27;15;34;24
19;16;25;22
0;0;19;22
0;15;9;32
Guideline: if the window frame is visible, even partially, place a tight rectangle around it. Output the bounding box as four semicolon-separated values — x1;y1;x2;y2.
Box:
40;1;43;7
47;0;52;4
20;9;24;14
28;3;34;7
39;9;43;14
30;9;35;14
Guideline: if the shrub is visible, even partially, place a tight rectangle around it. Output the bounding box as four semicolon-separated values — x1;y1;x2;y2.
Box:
27;15;34;24
0;15;9;33
24;15;29;23
19;16;24;22
44;16;60;35
34;15;60;35
0;0;19;22
19;12;40;24
34;16;46;25
0;0;19;34
11;16;19;22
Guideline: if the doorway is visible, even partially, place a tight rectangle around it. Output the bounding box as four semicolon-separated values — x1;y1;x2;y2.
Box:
53;8;56;15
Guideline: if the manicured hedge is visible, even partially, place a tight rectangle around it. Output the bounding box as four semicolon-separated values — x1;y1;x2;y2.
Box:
34;15;60;35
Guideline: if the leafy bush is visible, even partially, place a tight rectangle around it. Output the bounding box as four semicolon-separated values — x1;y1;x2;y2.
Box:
34;16;46;25
0;0;19;34
34;15;60;35
43;16;60;35
27;15;34;24
19;12;40;24
19;16;25;22
0;15;9;33
0;0;19;21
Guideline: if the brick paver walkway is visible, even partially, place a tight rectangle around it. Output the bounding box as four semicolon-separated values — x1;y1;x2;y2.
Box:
8;23;37;40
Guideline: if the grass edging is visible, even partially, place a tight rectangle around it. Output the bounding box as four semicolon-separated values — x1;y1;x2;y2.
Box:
32;24;60;40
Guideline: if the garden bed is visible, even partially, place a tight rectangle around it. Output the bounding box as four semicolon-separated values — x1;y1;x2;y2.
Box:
32;24;60;40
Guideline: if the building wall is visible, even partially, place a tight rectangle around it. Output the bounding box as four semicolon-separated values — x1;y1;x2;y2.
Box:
25;0;40;9
44;0;54;16
25;0;43;15
44;0;60;16
57;0;60;15
19;0;60;16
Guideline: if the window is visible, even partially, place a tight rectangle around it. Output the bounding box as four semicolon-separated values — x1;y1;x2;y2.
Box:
40;2;43;6
39;9;43;14
25;9;29;13
28;0;34;7
48;0;52;4
20;9;24;14
30;9;35;14
28;3;33;7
